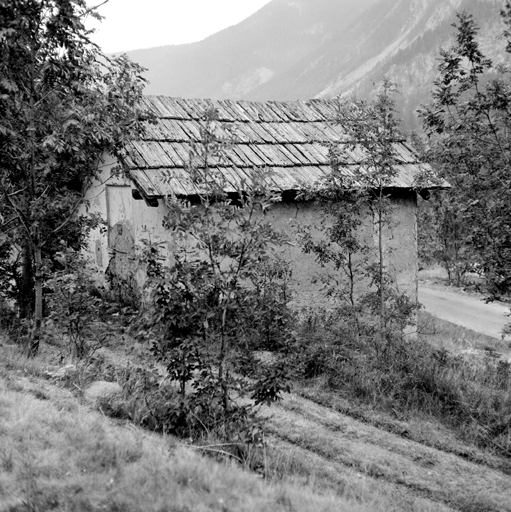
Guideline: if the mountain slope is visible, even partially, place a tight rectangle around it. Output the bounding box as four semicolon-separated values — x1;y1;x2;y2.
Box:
126;0;509;129
315;0;507;127
126;0;378;99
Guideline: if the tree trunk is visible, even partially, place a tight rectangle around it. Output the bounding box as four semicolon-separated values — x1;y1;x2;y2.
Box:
347;252;361;337
28;231;43;357
378;194;385;342
27;41;40;357
19;242;33;319
218;307;229;413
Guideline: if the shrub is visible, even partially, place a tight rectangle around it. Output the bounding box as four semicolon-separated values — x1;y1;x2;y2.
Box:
0;298;18;331
44;248;110;359
128;108;294;446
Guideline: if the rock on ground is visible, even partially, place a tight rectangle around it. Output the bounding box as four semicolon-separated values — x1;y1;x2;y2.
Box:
84;380;121;405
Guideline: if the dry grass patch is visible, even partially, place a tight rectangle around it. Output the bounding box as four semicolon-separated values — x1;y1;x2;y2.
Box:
418;264;449;284
262;394;511;512
0;341;56;380
418;264;484;288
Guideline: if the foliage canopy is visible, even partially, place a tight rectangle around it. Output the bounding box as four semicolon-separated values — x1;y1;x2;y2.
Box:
419;4;511;297
0;0;149;352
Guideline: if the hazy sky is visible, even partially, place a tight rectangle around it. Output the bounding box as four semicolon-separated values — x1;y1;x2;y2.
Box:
87;0;273;53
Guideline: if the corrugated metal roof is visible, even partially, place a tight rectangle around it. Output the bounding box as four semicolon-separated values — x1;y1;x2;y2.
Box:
124;96;447;198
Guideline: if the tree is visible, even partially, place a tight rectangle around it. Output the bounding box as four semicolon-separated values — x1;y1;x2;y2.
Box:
419;5;511;298
0;0;149;354
299;79;417;345
135;109;293;439
335;79;403;340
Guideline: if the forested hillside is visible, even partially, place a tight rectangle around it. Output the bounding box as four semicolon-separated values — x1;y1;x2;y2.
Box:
321;0;508;128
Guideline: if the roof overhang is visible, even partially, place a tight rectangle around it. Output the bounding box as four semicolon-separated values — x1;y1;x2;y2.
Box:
121;96;450;200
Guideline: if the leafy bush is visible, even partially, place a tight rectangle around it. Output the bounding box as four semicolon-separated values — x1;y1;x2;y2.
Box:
244;257;295;352
134;226;293;444
0;298;17;332
128;108;294;445
44;248;110;359
99;363;268;468
0;241;18;306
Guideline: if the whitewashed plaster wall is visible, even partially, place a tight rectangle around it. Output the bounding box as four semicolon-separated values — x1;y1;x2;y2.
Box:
81;159;418;315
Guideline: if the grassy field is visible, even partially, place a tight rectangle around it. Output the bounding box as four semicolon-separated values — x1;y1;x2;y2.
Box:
0;341;413;512
1;307;511;512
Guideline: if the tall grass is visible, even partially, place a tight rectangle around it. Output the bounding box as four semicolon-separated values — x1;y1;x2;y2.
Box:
294;309;511;455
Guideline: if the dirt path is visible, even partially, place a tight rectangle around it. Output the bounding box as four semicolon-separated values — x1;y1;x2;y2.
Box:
262;392;511;512
419;285;511;340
